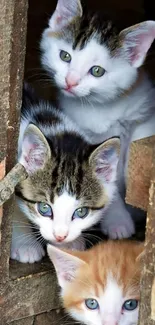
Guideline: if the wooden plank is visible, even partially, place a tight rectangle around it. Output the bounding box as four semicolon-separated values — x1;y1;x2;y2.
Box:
0;271;61;324
138;146;155;325
9;316;35;325
34;309;72;325
0;159;5;249
126;136;155;210
0;0;28;284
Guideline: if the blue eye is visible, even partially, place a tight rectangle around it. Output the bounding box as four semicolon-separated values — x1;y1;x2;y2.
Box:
72;207;89;219
89;66;105;77
37;202;53;218
123;299;138;311
85;299;99;310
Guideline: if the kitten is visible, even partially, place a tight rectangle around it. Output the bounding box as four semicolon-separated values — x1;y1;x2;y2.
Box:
40;0;155;239
47;240;144;325
11;85;120;263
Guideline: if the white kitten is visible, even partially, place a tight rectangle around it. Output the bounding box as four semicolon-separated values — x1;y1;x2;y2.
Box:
41;0;155;238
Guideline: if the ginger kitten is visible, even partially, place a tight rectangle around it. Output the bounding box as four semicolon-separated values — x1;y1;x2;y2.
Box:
48;240;143;325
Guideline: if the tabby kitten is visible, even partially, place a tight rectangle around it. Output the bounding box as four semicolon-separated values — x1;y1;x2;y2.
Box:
40;0;155;239
48;240;143;325
11;85;120;263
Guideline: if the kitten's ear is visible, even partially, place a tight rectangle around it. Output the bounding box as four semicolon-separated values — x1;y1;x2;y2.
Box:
19;124;51;174
47;244;85;289
89;138;120;183
118;21;155;68
49;0;82;32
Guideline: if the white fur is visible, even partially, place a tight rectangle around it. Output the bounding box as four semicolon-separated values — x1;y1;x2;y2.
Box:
70;276;139;325
11;190;102;263
41;16;155;239
47;246;139;325
41;36;137;103
41;15;155;148
34;191;101;243
11;201;45;263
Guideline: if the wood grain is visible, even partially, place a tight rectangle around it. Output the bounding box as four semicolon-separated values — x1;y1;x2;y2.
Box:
138;146;155;325
126;137;155;210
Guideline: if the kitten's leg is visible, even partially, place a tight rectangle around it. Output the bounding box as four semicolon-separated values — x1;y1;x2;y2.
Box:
11;201;45;263
101;192;135;239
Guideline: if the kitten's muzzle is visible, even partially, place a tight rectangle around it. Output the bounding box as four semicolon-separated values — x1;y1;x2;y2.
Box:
53;232;68;242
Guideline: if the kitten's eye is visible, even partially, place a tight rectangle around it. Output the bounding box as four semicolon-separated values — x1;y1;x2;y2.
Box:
60;50;71;63
37;202;53;218
85;299;99;310
123;299;138;311
89;66;105;77
72;207;89;219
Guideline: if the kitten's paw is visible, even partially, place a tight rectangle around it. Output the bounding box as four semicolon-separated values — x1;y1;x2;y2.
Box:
102;212;135;239
104;223;135;239
11;242;45;263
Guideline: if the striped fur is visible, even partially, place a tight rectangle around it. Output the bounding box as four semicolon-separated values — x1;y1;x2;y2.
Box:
41;0;155;241
11;85;120;263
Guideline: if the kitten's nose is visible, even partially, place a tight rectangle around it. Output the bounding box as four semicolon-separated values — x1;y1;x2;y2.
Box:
65;72;80;89
54;234;68;242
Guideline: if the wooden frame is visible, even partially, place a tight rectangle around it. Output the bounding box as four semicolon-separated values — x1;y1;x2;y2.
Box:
0;1;62;324
0;0;155;324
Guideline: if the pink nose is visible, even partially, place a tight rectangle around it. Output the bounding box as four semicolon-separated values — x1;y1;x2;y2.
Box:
54;234;68;242
65;75;79;89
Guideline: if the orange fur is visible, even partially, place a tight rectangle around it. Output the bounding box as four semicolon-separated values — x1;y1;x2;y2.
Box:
62;240;143;310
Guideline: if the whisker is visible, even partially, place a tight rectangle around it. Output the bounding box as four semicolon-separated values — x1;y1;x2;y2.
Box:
84;233;103;242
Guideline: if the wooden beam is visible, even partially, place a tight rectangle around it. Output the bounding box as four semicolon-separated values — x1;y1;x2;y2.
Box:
0;159;5;247
0;0;28;283
0;269;61;324
126;136;155;211
138;146;155;325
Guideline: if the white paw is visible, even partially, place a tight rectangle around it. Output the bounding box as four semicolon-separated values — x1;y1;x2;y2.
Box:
102;212;135;239
11;241;45;263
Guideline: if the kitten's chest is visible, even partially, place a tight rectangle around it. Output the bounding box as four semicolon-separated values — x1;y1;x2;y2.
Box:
61;98;125;142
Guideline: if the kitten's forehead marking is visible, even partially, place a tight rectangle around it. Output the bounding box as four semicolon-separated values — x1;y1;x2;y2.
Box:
73;15;116;50
53;190;78;221
47;11;118;51
100;275;123;315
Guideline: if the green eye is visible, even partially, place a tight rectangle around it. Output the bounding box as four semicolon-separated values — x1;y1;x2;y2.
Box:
89;66;105;77
123;299;138;311
37;202;53;218
85;299;99;310
72;207;89;220
60;50;71;63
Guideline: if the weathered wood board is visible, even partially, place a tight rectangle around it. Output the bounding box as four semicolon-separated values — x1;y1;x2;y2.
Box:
126;136;155;211
138;146;155;325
